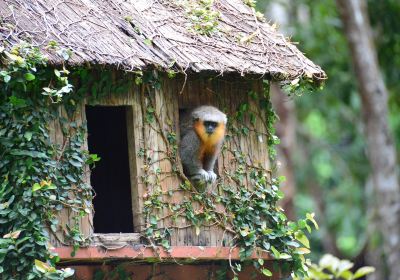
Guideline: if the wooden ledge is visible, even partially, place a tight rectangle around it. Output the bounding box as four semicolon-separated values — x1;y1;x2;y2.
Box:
54;246;273;262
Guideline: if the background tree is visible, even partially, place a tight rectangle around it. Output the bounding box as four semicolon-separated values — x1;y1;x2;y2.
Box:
336;1;400;279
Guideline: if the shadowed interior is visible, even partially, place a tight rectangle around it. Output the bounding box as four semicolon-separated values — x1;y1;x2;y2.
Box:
86;106;134;233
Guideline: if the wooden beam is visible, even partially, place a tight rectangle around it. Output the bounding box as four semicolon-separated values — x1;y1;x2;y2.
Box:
54;246;273;262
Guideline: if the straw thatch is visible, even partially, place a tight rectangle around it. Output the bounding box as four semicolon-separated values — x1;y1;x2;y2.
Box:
0;0;326;81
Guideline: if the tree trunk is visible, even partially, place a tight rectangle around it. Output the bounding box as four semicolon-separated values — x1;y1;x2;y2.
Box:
336;1;400;279
366;177;386;280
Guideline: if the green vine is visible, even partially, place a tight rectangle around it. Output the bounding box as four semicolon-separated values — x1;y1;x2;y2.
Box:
0;43;91;279
283;76;325;97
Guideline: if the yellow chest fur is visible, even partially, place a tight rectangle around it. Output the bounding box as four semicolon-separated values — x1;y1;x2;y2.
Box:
194;120;225;164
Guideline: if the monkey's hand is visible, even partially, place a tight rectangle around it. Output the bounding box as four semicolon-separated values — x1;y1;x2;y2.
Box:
191;169;215;184
207;171;217;183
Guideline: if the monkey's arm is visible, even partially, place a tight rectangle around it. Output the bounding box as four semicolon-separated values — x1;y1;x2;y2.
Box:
203;143;223;183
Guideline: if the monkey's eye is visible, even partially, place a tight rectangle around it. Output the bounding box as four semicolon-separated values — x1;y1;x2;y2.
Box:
204;121;218;128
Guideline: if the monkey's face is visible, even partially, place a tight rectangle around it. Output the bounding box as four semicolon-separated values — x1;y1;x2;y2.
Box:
193;118;226;146
203;121;218;135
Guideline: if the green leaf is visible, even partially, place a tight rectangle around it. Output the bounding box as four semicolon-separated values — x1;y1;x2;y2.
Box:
319;254;339;270
235;263;241;272
144;200;152;206
24;73;35;81
261;268;272;276
305;224;312;233
150;215;158;225
43;184;57;190
10;150;47;158
295;231;310;248
32;183;42;192
144;38;153;46
353;266;375;279
279;253;292;259
3;75;11;83
69;160;82;168
240;228;249;237
270;246;280;259
339;270;354;280
62;267;75;278
337;259;354;275
297;219;307;229
306;212;319;229
286;240;300;248
54;69;61;77
61;267;75;277
35;259;51;273
5;52;23;62
43;87;55;93
66;174;77;183
24;131;33;141
308;267;332;279
295;247;311;255
15;236;30;246
9;96;26;107
161;239;170;250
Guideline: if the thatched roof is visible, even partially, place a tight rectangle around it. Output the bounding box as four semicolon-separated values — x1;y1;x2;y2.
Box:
0;0;326;81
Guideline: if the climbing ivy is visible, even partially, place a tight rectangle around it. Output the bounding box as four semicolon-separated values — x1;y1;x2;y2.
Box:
0;43;91;279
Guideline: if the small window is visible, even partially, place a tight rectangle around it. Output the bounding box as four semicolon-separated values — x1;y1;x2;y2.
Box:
86;106;134;233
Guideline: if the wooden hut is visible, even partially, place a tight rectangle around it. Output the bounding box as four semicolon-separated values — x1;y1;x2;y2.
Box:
0;0;325;279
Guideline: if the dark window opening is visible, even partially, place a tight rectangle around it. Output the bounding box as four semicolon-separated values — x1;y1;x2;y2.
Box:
86;106;134;233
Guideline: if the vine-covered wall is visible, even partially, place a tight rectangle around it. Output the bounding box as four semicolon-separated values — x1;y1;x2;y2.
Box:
0;44;89;279
62;73;272;248
0;44;317;279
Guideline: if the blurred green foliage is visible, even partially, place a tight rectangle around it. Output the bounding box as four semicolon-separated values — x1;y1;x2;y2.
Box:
292;0;367;259
293;254;375;280
257;0;400;260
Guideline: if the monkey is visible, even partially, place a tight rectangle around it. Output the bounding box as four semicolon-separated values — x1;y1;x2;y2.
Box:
179;105;227;185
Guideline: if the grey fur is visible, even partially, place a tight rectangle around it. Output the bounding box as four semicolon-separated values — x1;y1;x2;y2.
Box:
179;106;227;184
